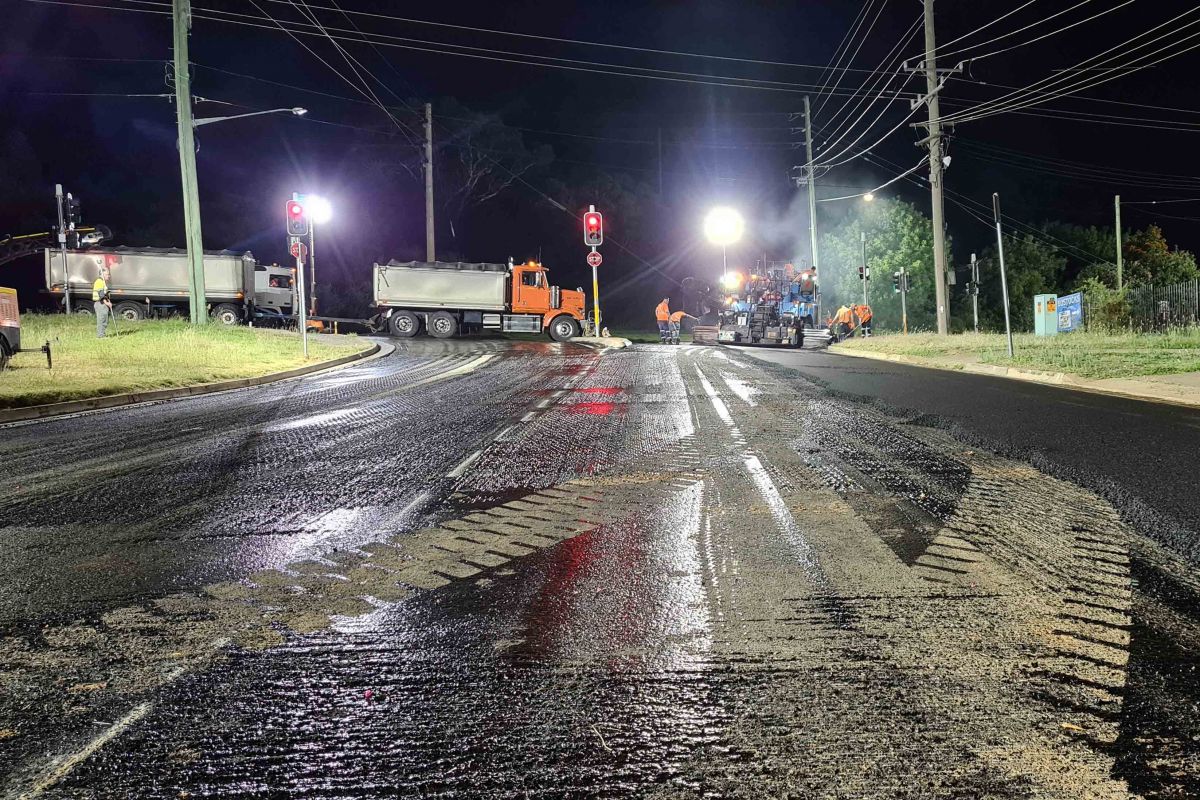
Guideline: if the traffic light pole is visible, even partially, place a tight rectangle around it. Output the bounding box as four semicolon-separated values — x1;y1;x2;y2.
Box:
173;0;206;324
900;268;908;335
970;252;979;333
591;248;601;333
54;184;72;314
1114;195;1123;291
295;253;309;358
860;230;868;306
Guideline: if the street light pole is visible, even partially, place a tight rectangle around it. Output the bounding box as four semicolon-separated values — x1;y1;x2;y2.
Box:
803;95;819;274
173;0;206;324
993;193;1014;358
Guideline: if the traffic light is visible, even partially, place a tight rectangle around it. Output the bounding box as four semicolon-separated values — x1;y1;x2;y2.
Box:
857;265;865;281
583;210;603;247
286;200;309;236
892;271;901;293
65;193;81;227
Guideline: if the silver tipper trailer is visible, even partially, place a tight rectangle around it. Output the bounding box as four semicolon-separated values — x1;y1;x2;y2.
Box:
45;247;294;324
374;260;508;311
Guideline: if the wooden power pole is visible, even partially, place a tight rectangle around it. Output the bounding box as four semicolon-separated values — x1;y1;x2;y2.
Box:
172;0;206;323
424;102;435;262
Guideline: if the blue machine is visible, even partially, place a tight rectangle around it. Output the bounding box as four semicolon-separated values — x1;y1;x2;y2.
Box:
717;261;829;347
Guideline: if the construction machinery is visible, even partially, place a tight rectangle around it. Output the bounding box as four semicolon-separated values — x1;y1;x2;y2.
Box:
715;261;831;348
372;259;587;341
0;287;52;371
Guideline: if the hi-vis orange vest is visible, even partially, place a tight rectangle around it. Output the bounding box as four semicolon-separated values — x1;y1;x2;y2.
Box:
854;304;872;323
655;301;670;322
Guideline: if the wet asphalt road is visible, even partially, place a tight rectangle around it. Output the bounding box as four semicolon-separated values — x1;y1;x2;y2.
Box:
741;347;1200;564
2;338;1198;798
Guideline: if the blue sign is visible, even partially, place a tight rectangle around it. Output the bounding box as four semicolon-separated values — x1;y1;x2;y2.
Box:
1058;291;1083;332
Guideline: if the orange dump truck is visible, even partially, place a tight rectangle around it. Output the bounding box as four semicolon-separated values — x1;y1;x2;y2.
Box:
373;259;587;341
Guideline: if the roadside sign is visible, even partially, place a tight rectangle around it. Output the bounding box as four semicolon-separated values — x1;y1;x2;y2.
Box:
1057;292;1082;332
289;239;308;263
586;251;603;268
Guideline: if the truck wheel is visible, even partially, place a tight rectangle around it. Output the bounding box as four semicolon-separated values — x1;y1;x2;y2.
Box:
114;301;146;322
389;310;421;338
74;303;94;316
428;311;459;339
548;315;580;342
0;338;11;371
212;303;242;325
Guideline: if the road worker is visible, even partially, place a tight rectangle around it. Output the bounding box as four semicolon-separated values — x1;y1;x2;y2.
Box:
655;297;671;342
832;305;854;341
93;266;113;338
853;303;873;337
668;309;696;344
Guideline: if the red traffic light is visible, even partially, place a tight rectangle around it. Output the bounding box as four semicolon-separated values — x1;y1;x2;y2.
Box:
583;210;603;246
286;200;310;236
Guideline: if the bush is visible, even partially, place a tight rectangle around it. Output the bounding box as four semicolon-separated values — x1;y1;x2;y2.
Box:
1080;277;1130;332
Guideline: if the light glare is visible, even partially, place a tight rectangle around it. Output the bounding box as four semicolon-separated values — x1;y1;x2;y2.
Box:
704;207;744;247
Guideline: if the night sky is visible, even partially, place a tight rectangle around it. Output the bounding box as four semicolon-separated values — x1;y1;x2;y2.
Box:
5;0;1200;324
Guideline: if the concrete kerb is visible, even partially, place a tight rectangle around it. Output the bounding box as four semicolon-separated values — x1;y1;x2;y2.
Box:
830;345;1200;410
0;337;390;426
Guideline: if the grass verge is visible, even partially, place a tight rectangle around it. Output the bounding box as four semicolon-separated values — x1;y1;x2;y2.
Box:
1;315;371;408
832;330;1200;380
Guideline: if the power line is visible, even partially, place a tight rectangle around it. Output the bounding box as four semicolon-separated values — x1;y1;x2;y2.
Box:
936;0;1110;62
812;0;890;118
940;9;1200;125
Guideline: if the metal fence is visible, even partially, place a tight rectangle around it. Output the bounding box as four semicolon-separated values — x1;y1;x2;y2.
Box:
1085;278;1200;331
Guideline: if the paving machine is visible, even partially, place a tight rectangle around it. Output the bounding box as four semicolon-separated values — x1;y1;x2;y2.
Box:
716;261;831;348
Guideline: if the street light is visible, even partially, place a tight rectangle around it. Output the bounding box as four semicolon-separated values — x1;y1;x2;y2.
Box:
305;195;333;225
704;206;744;288
863;192;876;202
194;107;307;128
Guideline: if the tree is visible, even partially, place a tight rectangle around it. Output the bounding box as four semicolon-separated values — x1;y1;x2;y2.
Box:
1121;224;1199;286
365;98;552;248
819;198;941;331
977;233;1066;332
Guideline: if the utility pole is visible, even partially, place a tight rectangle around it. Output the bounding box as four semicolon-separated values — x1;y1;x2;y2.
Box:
900;269;909;334
860;230;869;306
1114;194;1124;290
173;0;206;324
54;184;72;313
993;193;1014;358
970;252;979;333
922;0;949;335
803;95;819;274
424;102;435;262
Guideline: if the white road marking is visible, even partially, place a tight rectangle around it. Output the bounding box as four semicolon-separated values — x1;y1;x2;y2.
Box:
446;449;483;478
520;412;538;423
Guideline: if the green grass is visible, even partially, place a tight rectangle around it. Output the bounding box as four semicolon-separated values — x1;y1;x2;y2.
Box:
833;330;1200;379
1;315;371;408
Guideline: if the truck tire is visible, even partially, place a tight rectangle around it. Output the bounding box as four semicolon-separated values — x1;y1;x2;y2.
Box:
389;310;421;338
428;311;458;339
0;337;11;371
114;301;146;322
212;303;242;325
74;303;94;316
548;315;580;342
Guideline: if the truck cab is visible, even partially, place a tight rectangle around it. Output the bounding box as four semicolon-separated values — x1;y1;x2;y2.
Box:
511;261;586;337
0;287;19;370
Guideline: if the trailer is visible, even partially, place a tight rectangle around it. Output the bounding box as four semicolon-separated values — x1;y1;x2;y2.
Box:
372;259;587;341
45;247;295;324
1;287;52;371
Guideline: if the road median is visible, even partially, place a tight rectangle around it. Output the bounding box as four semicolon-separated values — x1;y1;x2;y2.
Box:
0;316;379;423
832;332;1200;408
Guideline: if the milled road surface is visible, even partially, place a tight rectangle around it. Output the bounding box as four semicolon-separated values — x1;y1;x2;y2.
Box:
1;339;1197;798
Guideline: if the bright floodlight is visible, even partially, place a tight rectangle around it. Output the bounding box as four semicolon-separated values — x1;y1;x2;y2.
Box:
721;271;743;290
306;195;333;225
863;192;876;202
704;207;744;247
292;107;308;116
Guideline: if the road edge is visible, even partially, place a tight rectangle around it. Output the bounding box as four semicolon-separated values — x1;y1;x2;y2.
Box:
830;345;1200;409
0;339;384;425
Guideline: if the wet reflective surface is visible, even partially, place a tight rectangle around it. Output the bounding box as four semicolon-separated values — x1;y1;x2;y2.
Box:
1;339;1197;798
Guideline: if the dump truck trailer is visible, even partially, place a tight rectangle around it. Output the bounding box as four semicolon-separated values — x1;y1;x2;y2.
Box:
373;259;587;341
45;247;295;324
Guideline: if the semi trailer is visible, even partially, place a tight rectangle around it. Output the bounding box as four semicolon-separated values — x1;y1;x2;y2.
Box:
373;259;587;341
45;247;295;324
